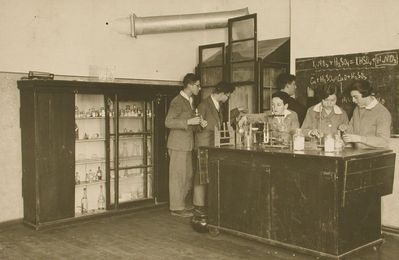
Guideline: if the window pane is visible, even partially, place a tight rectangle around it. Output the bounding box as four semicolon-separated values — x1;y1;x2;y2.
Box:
201;48;223;66
201;67;223;87
231;41;255;62
232;18;254;41
231;61;255;82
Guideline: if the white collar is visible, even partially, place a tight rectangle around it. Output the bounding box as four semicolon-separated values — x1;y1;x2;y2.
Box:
210;95;220;111
180;90;192;104
313;102;343;114
364;97;378;110
273;109;291;118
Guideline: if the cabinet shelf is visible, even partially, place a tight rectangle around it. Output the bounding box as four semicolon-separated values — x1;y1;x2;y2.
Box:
75;116;106;120
113;132;152;136
75;209;106;217
75;179;106;188
76;158;106;165
76;138;105;143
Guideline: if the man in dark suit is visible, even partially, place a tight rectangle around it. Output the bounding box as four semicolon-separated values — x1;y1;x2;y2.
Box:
165;73;207;217
193;81;235;215
272;73;317;126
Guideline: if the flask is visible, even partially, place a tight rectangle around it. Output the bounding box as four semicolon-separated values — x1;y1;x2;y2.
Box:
81;187;88;214
96;166;103;181
324;124;335;152
293;129;305;151
97;185;105;210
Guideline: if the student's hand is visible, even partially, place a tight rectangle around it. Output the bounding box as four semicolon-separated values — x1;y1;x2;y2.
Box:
187;116;201;125
238;116;247;128
200;118;208;128
342;134;361;143
338;124;349;133
307;86;315;97
309;129;322;138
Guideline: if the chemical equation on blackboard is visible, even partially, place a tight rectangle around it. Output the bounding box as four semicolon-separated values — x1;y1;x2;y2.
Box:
297;51;398;71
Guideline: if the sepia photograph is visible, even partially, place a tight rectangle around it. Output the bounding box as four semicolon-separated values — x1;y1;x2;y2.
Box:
0;0;398;259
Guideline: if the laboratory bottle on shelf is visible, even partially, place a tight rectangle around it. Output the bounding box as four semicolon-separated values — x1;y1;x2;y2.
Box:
96;166;103;181
97;185;105;210
75;172;80;185
85;171;90;183
324;124;335;152
81;187;88;214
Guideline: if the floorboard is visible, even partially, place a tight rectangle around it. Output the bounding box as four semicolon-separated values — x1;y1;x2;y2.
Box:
0;208;398;259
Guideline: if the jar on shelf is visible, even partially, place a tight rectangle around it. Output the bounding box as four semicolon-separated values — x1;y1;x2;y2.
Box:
100;107;105;117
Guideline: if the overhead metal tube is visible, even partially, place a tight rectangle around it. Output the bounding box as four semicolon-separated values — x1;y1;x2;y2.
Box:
130;8;249;37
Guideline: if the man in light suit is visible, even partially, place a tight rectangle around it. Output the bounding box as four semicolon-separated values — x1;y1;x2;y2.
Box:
165;73;207;217
193;81;235;215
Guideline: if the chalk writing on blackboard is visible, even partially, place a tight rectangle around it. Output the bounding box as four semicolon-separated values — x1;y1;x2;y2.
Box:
296;49;399;134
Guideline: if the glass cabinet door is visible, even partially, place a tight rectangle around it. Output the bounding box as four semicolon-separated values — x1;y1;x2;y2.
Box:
107;96;154;208
74;94;107;216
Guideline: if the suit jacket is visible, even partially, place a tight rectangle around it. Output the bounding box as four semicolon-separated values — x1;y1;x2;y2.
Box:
195;96;223;148
165;94;196;151
195;96;223;184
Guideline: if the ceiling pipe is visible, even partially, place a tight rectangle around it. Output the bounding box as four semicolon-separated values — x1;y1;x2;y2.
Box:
130;8;249;37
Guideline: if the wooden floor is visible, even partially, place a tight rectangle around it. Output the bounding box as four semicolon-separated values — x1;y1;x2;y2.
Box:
0;207;398;259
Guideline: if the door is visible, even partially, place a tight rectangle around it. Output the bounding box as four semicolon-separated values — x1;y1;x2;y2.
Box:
36;90;75;223
107;94;155;208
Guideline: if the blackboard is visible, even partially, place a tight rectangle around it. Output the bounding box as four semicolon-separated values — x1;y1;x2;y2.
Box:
295;49;399;135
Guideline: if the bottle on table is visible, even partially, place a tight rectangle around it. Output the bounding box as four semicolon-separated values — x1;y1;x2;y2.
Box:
293;129;305;151
324;124;335;152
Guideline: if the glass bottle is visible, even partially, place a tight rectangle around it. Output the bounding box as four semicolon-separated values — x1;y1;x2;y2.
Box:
85;171;90;183
97;185;105;210
324;124;335;152
81;187;88;214
75;172;80;185
293;129;305;151
96;166;103;181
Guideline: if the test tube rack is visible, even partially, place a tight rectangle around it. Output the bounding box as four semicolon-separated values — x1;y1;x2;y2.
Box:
214;122;235;147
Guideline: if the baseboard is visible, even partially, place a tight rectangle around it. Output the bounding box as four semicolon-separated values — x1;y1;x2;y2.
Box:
0;218;23;229
382;225;399;236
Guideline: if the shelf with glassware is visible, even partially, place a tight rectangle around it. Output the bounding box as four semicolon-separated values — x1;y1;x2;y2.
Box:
74;94;109;217
108;100;154;207
75;96;154;216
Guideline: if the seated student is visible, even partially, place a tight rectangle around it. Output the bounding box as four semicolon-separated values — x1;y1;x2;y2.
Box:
339;79;391;149
239;92;300;145
301;84;349;138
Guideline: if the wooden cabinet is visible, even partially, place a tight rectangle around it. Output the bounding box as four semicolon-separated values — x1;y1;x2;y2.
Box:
18;80;179;229
203;146;395;258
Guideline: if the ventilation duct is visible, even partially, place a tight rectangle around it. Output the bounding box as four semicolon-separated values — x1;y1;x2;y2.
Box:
130;8;249;37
